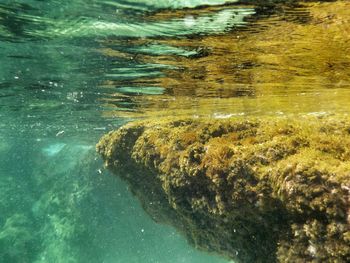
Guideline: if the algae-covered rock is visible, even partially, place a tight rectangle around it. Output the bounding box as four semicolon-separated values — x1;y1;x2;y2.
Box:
97;116;350;263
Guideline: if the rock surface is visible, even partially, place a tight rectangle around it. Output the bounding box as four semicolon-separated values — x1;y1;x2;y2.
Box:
97;116;350;262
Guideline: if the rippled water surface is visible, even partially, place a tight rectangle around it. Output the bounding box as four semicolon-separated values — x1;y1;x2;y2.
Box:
1;0;349;262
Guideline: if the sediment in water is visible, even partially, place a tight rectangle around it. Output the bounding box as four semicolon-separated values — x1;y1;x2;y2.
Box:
97;115;350;262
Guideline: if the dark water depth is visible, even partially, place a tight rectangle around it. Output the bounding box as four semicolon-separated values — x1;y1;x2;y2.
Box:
0;0;349;262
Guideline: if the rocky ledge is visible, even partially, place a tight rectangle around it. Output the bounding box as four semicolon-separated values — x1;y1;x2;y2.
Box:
97;116;350;262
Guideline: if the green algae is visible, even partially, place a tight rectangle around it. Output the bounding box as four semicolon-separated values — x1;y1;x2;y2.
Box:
97;115;350;263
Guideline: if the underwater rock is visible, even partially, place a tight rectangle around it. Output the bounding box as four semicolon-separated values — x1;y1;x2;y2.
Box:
0;214;37;262
97;116;350;263
41;143;67;157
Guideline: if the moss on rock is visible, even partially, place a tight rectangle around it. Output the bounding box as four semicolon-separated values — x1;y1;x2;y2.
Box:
97;116;350;262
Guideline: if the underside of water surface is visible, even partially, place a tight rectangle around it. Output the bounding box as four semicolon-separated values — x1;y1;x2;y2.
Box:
0;0;349;262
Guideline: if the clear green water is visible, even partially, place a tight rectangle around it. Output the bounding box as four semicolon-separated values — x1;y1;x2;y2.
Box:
1;0;349;262
0;0;241;262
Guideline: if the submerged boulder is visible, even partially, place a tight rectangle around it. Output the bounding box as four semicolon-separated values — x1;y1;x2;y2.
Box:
97;116;350;262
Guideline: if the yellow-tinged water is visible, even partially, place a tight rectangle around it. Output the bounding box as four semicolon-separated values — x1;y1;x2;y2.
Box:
100;0;350;118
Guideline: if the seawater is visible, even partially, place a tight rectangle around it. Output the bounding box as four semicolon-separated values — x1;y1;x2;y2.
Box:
0;0;349;262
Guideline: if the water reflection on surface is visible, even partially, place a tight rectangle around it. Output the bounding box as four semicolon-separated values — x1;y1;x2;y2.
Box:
99;0;350;118
1;1;348;124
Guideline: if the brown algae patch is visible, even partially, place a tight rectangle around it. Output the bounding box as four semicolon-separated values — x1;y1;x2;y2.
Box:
97;115;350;262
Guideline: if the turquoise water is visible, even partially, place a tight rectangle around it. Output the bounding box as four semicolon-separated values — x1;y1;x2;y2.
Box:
1;138;232;263
2;0;349;262
0;0;248;262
